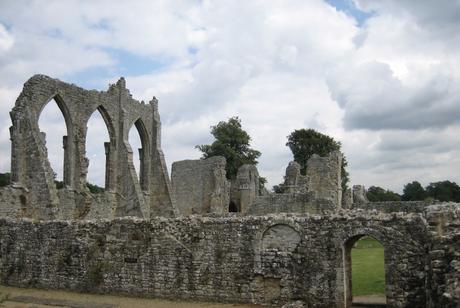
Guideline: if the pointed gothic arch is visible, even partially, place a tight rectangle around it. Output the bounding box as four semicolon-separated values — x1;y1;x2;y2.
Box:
85;105;117;191
37;94;74;188
128;118;150;191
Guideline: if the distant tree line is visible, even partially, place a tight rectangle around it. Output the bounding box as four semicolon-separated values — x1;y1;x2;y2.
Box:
367;180;460;202
0;172;104;194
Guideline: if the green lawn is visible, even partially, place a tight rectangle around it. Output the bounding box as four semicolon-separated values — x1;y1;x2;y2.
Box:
351;236;385;296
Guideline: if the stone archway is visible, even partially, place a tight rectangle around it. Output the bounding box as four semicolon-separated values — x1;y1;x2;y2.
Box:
343;233;387;308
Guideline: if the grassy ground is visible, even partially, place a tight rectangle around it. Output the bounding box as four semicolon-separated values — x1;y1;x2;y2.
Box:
352;236;385;296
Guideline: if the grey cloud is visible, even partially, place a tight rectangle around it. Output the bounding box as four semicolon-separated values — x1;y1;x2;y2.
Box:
327;61;460;130
355;1;460;43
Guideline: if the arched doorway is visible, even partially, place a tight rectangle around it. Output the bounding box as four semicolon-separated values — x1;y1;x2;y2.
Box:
344;235;386;307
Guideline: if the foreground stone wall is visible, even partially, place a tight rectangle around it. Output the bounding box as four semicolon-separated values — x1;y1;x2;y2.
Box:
352;201;433;213
1;207;453;307
247;193;336;215
425;203;460;307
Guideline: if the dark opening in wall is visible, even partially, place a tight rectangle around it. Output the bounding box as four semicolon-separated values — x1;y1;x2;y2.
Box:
229;201;238;212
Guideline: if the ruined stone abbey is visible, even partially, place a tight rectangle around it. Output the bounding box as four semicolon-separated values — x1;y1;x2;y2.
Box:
0;75;458;307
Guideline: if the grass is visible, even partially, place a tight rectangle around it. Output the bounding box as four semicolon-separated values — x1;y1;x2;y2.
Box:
351;236;385;296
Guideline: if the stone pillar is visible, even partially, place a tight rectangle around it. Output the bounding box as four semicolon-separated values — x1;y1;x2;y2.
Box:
104;142;111;190
342;188;353;209
352;185;368;204
62;135;70;187
9;123;19;185
236;164;260;214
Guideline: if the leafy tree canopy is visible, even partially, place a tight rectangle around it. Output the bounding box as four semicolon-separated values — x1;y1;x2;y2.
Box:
402;181;427;201
366;186;401;202
196;117;261;179
285;128;349;191
426;181;460;202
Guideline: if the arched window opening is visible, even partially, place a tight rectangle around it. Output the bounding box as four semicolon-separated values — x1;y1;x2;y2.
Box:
344;235;386;307
38;98;67;188
86;107;110;193
129;121;143;182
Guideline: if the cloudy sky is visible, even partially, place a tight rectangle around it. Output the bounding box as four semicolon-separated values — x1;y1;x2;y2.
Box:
0;0;459;192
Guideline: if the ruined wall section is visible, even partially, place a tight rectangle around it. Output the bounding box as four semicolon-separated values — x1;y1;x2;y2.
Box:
149;100;177;217
306;150;342;208
171;157;229;215
8;75;176;220
281;161;308;194
0;210;433;307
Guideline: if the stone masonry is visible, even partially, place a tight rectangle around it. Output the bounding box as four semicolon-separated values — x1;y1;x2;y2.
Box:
8;75;176;220
171;156;229;215
0;75;459;307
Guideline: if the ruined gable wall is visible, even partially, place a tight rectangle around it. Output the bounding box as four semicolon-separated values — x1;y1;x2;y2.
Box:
0;210;434;307
8;75;176;219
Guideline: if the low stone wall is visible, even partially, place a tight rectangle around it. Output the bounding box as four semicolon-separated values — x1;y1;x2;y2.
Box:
0;209;445;307
352;201;432;213
247;193;336;215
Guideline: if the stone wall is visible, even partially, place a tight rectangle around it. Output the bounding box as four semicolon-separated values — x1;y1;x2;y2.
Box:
352;201;433;213
247;193;336;215
0;207;450;307
0;186;26;218
425;203;460;307
8;75;176;220
171;157;229;215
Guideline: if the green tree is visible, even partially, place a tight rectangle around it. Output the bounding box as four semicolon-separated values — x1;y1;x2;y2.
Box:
285;128;349;191
425;181;460;202
86;182;105;194
196;117;261;179
366;186;401;202
402;181;426;201
0;172;10;187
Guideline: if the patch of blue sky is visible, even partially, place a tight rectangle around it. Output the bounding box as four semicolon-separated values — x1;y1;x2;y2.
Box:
68;48;171;90
325;0;374;26
0;21;13;31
